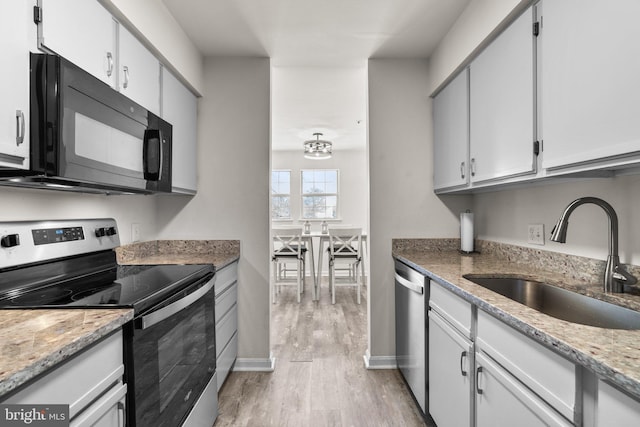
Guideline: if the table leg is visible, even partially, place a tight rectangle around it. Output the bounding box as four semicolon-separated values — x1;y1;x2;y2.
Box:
306;236;317;300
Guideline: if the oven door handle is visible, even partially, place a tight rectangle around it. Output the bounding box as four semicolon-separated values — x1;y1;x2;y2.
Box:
137;277;215;330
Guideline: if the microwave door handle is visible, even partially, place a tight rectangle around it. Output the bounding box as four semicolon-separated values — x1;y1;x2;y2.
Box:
143;129;161;181
137;278;214;330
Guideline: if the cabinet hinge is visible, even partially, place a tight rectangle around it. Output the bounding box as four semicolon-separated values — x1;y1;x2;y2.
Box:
33;6;42;24
533;140;540;156
533;21;540;37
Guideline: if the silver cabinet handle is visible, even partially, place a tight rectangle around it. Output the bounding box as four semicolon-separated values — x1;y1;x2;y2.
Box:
123;66;129;89
470;158;476;177
117;401;125;427
15;110;25;145
460;351;468;376
476;366;484;394
460;161;466;179
106;52;114;77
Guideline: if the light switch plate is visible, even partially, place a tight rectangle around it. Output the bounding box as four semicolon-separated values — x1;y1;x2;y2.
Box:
131;223;141;242
528;224;544;245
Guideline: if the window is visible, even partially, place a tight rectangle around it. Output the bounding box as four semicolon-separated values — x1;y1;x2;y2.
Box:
301;169;338;219
271;170;291;219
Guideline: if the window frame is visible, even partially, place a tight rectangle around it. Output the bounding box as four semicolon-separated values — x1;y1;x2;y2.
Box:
271;169;292;220
300;169;339;220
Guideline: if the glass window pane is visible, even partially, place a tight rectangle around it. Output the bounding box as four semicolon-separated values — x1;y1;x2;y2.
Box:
272;196;290;219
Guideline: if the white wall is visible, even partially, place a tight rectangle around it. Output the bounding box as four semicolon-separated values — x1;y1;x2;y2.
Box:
474;175;640;266
0;187;157;243
368;58;471;362
156;57;272;361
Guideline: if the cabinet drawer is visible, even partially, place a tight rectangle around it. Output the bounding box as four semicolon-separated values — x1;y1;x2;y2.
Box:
216;332;238;392
4;331;124;419
215;281;238;324
216;262;238;298
476;352;572;427
216;304;238;359
429;280;472;338
476;310;575;420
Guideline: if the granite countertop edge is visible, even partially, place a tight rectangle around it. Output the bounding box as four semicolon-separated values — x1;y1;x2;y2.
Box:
393;251;640;401
115;239;240;269
0;309;133;398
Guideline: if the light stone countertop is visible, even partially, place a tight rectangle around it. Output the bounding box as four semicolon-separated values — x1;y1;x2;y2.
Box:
0;309;132;397
393;239;640;400
115;239;240;269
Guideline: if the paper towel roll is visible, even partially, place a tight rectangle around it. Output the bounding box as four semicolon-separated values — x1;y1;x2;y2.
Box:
460;211;474;253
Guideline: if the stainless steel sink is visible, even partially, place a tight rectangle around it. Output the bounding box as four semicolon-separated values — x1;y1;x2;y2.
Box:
463;275;640;330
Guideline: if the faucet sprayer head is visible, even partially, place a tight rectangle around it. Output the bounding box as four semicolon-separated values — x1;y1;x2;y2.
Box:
550;220;569;243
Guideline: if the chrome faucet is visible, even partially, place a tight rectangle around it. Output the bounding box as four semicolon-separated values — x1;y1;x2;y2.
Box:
550;197;637;293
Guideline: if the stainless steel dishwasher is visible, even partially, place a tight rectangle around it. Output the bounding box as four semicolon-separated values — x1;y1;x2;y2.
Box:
395;259;429;417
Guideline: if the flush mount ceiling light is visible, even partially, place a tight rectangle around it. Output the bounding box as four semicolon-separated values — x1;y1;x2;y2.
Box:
304;132;332;160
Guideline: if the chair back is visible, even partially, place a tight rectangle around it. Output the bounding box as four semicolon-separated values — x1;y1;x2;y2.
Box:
272;227;304;258
328;227;362;259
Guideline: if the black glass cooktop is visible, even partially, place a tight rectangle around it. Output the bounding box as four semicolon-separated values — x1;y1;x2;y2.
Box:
0;251;214;314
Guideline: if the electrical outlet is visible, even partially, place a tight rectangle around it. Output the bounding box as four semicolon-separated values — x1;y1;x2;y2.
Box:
131;223;141;242
527;224;545;245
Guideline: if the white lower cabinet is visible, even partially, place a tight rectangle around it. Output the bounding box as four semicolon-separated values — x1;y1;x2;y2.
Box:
596;380;640;426
215;261;238;391
3;331;126;427
475;352;572;427
428;309;473;427
428;280;576;426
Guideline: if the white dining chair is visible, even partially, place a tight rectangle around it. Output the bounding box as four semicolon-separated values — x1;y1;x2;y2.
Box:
272;227;306;303
327;227;363;304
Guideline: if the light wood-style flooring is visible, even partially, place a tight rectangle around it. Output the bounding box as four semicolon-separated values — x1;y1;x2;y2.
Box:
215;278;426;426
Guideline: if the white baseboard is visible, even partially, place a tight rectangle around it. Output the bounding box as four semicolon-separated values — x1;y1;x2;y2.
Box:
233;353;276;372
363;350;396;369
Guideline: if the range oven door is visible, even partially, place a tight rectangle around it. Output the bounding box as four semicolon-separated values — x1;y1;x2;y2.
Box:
28;53;172;193
127;275;216;427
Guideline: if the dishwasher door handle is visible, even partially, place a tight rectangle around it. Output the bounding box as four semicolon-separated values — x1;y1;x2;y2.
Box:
394;273;424;294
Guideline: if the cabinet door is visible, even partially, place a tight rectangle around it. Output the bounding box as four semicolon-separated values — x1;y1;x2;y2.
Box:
433;69;469;191
428;310;472;427
119;26;160;115
475;352;572;427
469;6;536;183
596;380;640;426
38;0;116;87
0;1;31;169
540;0;640;170
162;67;198;193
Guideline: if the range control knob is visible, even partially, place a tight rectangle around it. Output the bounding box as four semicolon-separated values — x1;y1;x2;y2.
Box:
95;227;106;237
1;234;20;248
106;227;117;236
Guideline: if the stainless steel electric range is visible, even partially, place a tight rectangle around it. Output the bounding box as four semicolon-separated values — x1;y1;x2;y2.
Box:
0;219;217;427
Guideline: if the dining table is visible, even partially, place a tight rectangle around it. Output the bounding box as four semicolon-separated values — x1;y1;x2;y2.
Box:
302;231;368;300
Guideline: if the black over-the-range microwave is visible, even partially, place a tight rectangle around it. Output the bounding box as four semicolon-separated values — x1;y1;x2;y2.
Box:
0;53;172;194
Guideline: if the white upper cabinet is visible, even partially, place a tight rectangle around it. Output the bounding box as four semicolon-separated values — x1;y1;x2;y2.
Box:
540;0;640;171
469;6;536;184
38;0;117;87
162;68;198;194
433;68;469;191
0;2;32;169
119;26;160;115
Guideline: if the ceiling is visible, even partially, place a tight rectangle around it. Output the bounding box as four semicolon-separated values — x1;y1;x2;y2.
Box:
162;0;471;151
